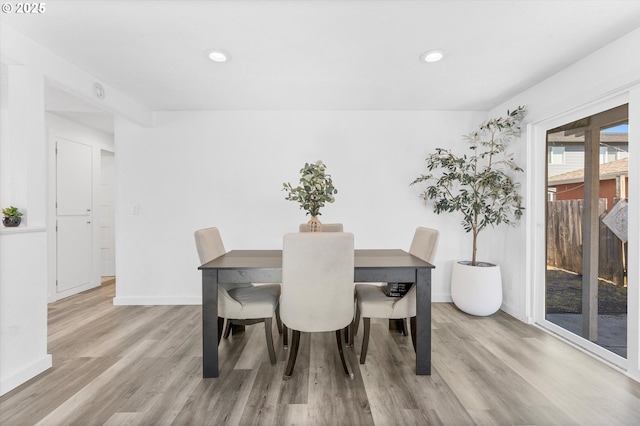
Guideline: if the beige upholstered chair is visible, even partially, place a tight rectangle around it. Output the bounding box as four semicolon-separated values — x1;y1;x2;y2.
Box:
281;232;355;379
194;227;281;365
298;223;344;232
354;227;438;364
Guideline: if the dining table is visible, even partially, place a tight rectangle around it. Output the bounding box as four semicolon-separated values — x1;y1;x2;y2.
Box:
199;248;434;378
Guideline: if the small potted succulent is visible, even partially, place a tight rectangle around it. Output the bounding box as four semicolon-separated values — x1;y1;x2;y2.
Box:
283;160;338;232
2;206;23;227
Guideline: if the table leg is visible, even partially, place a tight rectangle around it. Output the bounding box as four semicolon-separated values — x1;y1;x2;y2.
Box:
415;268;431;375
203;269;219;378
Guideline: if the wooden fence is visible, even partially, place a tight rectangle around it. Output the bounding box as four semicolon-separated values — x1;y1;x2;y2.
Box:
547;199;626;285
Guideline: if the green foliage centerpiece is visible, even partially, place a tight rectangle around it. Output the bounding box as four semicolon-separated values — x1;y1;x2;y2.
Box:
411;106;526;265
283;160;338;232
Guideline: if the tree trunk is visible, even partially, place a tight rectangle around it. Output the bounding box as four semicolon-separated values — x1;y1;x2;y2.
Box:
471;228;478;266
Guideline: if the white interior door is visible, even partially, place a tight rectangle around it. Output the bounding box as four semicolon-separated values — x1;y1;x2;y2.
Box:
56;138;93;293
100;150;115;276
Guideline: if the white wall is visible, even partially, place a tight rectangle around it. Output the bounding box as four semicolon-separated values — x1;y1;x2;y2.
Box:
0;231;50;395
0;63;51;395
113;110;487;305
45;113;115;301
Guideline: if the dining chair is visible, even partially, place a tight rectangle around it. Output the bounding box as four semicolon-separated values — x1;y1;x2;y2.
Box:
288;222;342;348
298;223;343;232
194;227;282;365
353;227;438;364
281;232;355;379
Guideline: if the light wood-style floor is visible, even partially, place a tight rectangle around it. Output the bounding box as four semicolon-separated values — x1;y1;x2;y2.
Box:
2;281;640;426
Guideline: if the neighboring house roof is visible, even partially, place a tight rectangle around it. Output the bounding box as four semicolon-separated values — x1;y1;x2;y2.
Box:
548;157;628;185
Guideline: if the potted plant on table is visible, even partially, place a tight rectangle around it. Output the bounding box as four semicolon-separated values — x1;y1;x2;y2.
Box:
2;206;23;227
283;160;338;232
411;106;526;316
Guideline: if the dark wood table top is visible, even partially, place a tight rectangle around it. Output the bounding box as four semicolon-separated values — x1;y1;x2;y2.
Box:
199;249;434;270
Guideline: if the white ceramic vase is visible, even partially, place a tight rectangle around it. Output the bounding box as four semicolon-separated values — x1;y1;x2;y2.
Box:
450;261;502;316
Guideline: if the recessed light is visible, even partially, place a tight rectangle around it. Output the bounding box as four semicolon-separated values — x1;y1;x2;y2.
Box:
207;49;231;63
420;50;445;63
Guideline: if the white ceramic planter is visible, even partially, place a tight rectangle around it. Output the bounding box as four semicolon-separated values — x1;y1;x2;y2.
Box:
450;261;502;316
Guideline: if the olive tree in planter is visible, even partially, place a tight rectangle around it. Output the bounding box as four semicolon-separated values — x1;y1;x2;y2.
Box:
411;106;526;316
283;160;338;232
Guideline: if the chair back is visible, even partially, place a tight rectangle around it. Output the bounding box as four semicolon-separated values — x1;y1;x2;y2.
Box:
408;227;439;263
390;227;439;318
298;223;344;232
281;232;354;332
194;227;226;264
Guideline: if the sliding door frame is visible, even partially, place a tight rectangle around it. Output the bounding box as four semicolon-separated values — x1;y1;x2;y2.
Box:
527;91;636;375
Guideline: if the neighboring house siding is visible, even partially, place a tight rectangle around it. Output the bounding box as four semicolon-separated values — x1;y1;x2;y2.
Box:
548;145;590;177
554;177;628;210
548;144;629;177
547;133;628;177
599;179;626;209
553;182;584;203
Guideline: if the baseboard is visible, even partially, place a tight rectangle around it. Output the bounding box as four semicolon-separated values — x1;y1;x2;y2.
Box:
627;367;640;383
0;354;52;396
49;281;101;303
432;293;452;303
113;296;202;306
499;302;526;321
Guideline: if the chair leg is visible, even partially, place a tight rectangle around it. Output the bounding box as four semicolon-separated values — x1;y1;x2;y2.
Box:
223;319;232;339
344;324;350;345
410;316;417;353
264;318;276;365
398;319;408;336
283;324;288;349
284;330;301;380
217;317;225;345
360;318;371;364
275;306;283;335
336;329;354;379
353;304;361;335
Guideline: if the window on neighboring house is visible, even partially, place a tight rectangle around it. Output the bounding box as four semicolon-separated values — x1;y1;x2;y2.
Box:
548;146;565;164
599;146;624;164
601;123;629;162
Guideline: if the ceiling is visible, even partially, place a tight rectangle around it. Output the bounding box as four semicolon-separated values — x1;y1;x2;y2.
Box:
2;0;640;131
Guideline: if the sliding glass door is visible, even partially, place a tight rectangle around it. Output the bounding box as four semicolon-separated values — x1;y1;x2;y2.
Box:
545;104;629;359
